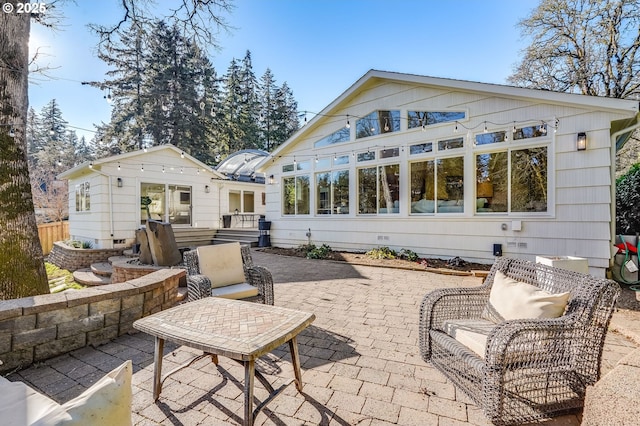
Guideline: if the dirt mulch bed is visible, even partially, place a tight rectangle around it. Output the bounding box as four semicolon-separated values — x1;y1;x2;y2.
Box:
258;246;492;276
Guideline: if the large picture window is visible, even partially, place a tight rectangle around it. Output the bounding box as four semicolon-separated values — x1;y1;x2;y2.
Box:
475;147;547;213
316;170;349;215
358;164;400;214
140;183;192;225
410;157;464;214
283;175;310;215
75;181;90;212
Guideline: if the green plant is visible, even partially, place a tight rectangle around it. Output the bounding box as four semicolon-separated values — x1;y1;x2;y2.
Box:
81;240;93;249
306;244;332;259
616;163;640;234
64;239;93;249
45;262;84;293
399;248;419;262
366;246;397;259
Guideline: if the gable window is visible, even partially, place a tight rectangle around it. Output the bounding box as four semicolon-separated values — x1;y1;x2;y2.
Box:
475;147;548;213
358;164;400;214
75;182;90;212
407;111;465;129
356;110;400;139
316;170;349;215
283;175;310;215
314;127;351;148
475;131;507;146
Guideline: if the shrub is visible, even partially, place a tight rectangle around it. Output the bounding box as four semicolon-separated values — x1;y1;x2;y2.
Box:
399;248;419;262
306;244;333;259
64;239;93;249
616;163;640;234
366;246;397;259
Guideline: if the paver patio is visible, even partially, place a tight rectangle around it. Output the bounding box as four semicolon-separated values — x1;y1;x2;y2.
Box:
8;250;639;425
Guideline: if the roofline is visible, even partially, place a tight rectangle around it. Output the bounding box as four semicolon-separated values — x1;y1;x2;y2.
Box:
58;144;227;180
261;69;639;169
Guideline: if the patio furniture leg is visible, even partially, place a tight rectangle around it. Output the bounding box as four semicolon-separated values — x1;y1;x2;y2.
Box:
289;337;303;392
244;359;255;426
153;337;164;401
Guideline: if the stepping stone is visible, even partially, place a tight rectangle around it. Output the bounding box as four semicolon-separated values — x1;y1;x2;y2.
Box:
73;269;111;286
90;262;113;277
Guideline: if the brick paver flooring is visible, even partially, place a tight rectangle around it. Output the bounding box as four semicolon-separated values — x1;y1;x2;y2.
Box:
8;250;638;425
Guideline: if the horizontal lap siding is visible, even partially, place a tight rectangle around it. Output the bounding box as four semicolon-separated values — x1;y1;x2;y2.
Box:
266;81;636;277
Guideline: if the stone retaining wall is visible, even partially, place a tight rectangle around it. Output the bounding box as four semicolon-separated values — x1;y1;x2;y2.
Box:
0;269;184;374
48;242;125;271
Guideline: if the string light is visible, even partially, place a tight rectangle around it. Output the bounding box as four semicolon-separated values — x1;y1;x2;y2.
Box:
117;162;121;171
141;164;144;172
345;114;350;129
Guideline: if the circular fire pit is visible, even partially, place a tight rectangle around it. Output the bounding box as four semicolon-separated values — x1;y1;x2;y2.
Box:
110;258;172;283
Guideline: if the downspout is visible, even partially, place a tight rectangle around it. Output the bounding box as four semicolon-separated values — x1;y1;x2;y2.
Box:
610;117;640;270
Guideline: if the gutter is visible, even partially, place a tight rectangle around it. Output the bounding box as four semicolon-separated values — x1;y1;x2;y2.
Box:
610;115;640;270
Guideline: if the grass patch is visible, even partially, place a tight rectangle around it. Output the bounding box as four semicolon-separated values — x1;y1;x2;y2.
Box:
46;262;84;293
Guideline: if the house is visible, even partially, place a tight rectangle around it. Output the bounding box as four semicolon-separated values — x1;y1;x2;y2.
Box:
58;144;266;249
257;70;640;276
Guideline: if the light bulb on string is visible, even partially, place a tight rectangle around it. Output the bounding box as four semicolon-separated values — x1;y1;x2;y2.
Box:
345;114;350;129
453;122;458;133
117;162;121;171
483;122;488;133
141;164;144;172
8;126;15;138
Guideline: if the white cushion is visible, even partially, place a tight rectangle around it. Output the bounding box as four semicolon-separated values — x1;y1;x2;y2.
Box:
34;360;133;426
443;319;496;359
197;243;246;289
211;283;259;300
0;376;61;425
483;271;570;323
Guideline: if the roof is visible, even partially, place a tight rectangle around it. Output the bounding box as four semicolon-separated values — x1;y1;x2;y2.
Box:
215;149;268;183
57;144;227;180
258;69;640;170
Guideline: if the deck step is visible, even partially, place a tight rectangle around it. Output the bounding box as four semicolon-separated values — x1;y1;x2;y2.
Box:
90;262;113;277
73;269;111;286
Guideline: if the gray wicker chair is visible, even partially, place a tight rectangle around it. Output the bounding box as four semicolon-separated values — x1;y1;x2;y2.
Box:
419;257;620;426
183;244;274;305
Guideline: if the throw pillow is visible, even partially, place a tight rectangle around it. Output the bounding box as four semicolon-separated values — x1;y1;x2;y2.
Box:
197;242;247;288
482;270;570;323
34;360;132;426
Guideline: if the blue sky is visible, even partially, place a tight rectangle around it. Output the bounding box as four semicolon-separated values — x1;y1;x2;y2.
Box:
29;0;540;141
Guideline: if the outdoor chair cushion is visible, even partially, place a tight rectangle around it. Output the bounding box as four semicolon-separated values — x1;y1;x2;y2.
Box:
211;282;259;300
0;360;132;426
443;318;496;359
482;271;570;323
197;242;246;288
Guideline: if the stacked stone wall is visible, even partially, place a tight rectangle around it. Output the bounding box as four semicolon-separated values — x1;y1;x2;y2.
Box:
48;242;125;271
0;269;184;373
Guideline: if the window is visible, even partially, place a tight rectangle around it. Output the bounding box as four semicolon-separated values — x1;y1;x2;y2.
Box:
283;175;310;215
407;111;465;129
334;155;349;166
511;147;547;212
243;191;255;213
410;142;433;155
357;151;375;162
475;147;547;213
437;157;464;213
314;127;350;148
380;147;399;158
282;164;294;173
438;137;464;150
141;183;192;225
316;170;349;215
75;181;90;212
356;110;400;139
513;124;547;140
358;164;400;214
475;131;507;146
315;157;331;170
410;160;435;213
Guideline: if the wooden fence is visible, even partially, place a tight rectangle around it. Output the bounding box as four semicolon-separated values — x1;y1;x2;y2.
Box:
38;221;70;255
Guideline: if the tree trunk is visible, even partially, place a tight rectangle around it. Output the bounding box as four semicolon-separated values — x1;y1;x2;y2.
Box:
0;4;49;299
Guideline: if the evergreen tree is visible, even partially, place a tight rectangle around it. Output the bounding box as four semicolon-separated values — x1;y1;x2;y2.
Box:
35;99;75;171
97;21;149;153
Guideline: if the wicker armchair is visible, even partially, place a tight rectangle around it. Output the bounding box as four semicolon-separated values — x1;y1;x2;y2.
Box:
419;257;619;425
183;243;274;305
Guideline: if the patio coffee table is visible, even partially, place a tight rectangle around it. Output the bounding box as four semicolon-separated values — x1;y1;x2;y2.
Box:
133;297;315;426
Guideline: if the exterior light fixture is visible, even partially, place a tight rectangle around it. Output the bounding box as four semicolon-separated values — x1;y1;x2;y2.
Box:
117;177;123;188
205;185;210;193
577;132;587;151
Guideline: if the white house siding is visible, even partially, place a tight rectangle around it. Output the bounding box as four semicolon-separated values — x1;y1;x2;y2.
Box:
62;146;229;249
260;72;638;276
